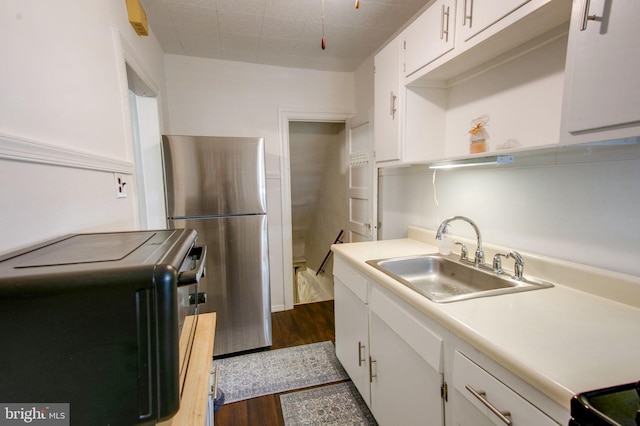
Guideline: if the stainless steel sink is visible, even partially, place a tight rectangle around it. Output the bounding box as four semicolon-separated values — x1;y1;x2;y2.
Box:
366;254;553;303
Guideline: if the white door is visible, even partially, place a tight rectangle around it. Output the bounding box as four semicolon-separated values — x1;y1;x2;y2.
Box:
347;115;376;243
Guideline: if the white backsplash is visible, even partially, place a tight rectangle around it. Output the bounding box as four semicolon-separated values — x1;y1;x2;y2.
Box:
379;151;640;278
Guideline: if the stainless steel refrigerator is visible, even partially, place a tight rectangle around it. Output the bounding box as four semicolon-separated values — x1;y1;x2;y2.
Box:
161;135;271;356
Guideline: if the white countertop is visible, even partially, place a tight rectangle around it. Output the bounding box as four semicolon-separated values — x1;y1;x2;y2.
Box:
332;226;640;411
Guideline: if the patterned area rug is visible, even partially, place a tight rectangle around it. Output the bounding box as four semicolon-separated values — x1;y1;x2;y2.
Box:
280;381;378;426
212;341;348;404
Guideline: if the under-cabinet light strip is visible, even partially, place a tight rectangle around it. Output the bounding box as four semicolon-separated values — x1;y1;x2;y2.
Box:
429;155;514;170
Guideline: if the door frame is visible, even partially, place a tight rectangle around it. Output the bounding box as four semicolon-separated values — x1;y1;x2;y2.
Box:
346;108;378;243
115;29;165;230
278;108;354;311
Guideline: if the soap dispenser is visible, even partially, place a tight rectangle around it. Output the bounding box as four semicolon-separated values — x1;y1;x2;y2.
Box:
438;225;452;255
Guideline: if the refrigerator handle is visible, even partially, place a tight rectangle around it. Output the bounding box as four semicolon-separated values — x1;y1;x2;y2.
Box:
178;245;207;286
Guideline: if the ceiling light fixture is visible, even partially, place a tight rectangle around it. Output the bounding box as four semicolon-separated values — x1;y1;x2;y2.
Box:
355;0;360;9
428;155;514;170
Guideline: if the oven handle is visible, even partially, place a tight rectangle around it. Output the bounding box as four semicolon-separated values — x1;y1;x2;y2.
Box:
178;245;207;286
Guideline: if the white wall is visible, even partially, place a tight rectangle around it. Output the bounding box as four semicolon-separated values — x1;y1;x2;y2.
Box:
354;55;375;124
289;122;346;265
444;36;567;154
305;126;348;276
162;55;355;311
0;1;166;254
379;152;640;278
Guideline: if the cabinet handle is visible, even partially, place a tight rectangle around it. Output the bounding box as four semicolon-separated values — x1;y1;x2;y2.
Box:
465;384;512;425
389;92;397;119
369;356;377;383
440;5;450;42
358;341;366;366
463;0;473;27
580;0;597;31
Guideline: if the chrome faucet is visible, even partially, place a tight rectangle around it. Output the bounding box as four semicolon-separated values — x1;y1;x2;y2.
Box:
492;253;509;274
509;251;525;280
493;251;525;280
436;216;484;266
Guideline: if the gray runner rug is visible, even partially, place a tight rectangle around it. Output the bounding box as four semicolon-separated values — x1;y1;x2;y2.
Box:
280;381;378;426
212;341;348;404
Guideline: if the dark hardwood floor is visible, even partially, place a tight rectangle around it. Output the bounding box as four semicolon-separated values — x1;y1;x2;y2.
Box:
213;300;336;426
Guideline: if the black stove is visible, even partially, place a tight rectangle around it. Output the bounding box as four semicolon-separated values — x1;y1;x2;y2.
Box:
570;382;640;425
0;229;206;425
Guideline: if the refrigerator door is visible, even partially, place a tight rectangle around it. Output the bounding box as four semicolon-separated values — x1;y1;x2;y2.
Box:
162;135;267;217
171;215;271;356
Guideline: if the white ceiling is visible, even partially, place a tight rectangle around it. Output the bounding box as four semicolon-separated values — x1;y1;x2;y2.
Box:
139;0;427;72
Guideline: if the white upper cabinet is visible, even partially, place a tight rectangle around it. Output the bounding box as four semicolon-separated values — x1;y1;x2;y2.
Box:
456;0;530;44
374;35;403;163
560;0;640;144
405;0;571;85
403;0;455;78
374;30;448;165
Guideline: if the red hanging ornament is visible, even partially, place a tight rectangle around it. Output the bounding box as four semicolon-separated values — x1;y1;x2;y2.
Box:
321;0;326;50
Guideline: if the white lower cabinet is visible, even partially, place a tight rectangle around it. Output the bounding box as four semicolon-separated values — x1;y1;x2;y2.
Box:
333;256;566;426
369;284;445;426
334;277;370;405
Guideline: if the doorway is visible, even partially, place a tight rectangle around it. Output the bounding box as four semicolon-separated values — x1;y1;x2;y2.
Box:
279;109;374;310
289;121;346;304
125;63;166;230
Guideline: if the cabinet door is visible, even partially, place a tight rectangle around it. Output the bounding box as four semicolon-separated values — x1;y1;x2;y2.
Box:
334;278;370;405
369;285;444;426
374;36;402;163
451;351;559;426
562;0;640;140
457;0;530;43
404;0;455;77
369;312;444;426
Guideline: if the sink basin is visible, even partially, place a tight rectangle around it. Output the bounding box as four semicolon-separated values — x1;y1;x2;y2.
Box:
366;254;553;303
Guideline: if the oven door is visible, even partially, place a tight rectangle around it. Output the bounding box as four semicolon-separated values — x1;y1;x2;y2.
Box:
176;245;207;393
177;245;207;330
